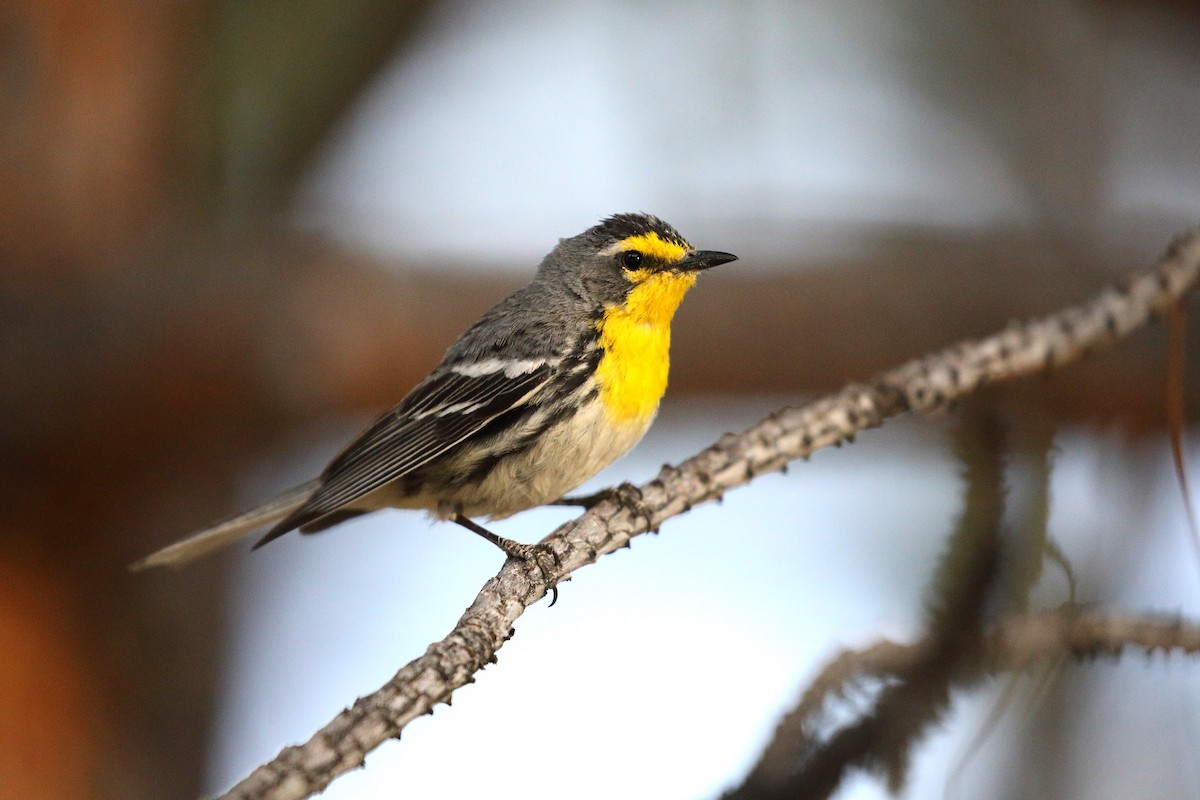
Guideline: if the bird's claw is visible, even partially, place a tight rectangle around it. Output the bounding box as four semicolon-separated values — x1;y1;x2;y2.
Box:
496;539;562;607
453;514;561;605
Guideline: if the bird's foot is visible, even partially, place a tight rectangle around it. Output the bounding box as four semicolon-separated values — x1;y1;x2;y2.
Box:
453;514;561;606
557;482;654;528
557;481;645;511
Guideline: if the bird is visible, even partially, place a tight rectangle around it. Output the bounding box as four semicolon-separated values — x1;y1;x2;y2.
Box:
130;213;737;572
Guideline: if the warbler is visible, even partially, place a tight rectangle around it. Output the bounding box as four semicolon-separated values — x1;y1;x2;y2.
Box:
132;213;736;571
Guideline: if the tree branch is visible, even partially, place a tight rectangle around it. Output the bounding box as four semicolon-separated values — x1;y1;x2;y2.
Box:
725;607;1200;800
987;607;1200;665
728;406;1011;799
214;227;1200;800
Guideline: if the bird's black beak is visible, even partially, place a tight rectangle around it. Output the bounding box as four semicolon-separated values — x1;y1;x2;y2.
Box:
677;250;738;272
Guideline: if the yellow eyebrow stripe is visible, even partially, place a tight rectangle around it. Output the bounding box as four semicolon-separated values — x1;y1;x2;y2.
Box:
618;232;689;263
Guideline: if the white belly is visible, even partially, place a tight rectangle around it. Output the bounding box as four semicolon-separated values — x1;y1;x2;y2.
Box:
355;395;656;521
447;397;655;519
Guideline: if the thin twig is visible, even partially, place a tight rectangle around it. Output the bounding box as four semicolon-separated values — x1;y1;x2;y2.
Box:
1165;300;1200;563
215;228;1200;800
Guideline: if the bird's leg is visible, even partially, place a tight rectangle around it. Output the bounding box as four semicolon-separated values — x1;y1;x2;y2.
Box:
453;514;560;606
555;481;644;510
556;482;654;528
553;490;604;508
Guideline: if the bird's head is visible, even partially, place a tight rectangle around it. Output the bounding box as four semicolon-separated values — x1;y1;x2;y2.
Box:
543;213;737;316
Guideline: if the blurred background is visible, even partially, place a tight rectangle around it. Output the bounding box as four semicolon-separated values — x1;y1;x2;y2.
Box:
3;1;1200;798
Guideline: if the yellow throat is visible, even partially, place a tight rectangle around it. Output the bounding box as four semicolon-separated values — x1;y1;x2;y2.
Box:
594;233;697;424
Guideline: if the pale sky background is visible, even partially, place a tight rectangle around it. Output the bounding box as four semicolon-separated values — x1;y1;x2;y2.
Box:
210;2;1200;798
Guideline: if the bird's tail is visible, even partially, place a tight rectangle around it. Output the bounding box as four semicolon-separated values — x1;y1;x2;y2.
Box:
129;479;320;571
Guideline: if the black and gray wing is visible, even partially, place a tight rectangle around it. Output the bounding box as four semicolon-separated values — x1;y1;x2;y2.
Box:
256;360;553;545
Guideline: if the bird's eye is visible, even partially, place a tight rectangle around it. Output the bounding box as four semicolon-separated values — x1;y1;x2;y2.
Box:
621;250;643;270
